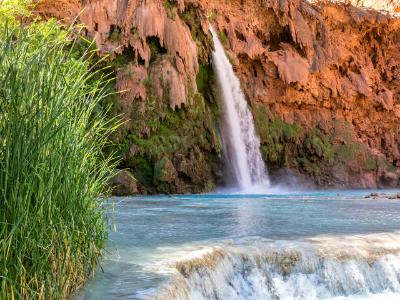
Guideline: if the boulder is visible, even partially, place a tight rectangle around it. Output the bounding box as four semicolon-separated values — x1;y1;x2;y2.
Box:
378;170;400;188
109;169;138;196
154;157;178;183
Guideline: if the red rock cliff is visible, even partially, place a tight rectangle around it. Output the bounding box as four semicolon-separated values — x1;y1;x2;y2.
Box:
36;0;400;190
200;0;400;188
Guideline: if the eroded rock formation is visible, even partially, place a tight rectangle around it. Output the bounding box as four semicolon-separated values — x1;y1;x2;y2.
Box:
37;0;221;194
36;0;400;191
202;0;400;188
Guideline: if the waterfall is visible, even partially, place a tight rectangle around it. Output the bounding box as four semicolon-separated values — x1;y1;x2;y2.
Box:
210;27;270;191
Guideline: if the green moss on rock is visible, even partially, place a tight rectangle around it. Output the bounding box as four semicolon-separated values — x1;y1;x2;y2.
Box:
154;157;178;183
163;0;176;19
303;128;335;164
179;5;213;65
104;3;224;194
218;30;229;47
114;67;222;194
252;103;301;168
251;103;385;185
365;158;378;171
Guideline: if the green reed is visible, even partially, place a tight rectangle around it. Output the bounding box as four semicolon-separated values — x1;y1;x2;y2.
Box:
0;23;118;299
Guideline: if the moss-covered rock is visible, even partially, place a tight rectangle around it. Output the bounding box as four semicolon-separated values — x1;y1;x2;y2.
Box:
117;85;222;193
154;157;178;184
109;169;138;196
252;102;398;187
252;103;301;169
106;1;223;194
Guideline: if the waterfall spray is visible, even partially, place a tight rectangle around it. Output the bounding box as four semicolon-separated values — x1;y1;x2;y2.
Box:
210;26;270;191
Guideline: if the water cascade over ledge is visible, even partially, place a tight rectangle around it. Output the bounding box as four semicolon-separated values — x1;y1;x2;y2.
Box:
79;192;400;300
155;232;400;300
210;26;270;191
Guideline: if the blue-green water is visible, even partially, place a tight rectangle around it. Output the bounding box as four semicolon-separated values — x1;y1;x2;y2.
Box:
79;190;400;300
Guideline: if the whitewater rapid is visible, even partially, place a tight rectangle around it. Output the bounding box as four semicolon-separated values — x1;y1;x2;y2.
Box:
210;26;270;191
151;232;400;300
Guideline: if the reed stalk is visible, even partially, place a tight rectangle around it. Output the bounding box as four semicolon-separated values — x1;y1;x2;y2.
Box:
0;21;118;299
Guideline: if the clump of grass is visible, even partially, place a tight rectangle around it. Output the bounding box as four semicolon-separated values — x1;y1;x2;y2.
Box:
0;21;118;299
0;0;30;28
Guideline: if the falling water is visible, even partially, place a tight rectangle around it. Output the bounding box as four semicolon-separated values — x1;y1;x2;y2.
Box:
210;26;270;191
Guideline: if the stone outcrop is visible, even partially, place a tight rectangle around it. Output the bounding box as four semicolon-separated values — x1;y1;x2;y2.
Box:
37;0;198;110
109;169;138;196
36;0;400;192
37;0;221;194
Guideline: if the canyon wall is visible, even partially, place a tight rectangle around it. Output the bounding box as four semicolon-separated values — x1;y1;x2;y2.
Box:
38;0;222;194
36;0;400;192
202;0;400;188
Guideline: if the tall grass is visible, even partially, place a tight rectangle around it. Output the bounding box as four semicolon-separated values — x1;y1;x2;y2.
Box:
0;23;117;299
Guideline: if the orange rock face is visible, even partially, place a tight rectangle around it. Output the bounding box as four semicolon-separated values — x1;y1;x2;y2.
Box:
200;0;400;187
37;0;198;110
36;0;400;189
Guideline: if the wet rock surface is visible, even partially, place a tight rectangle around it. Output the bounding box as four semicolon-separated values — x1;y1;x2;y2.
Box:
365;192;400;199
